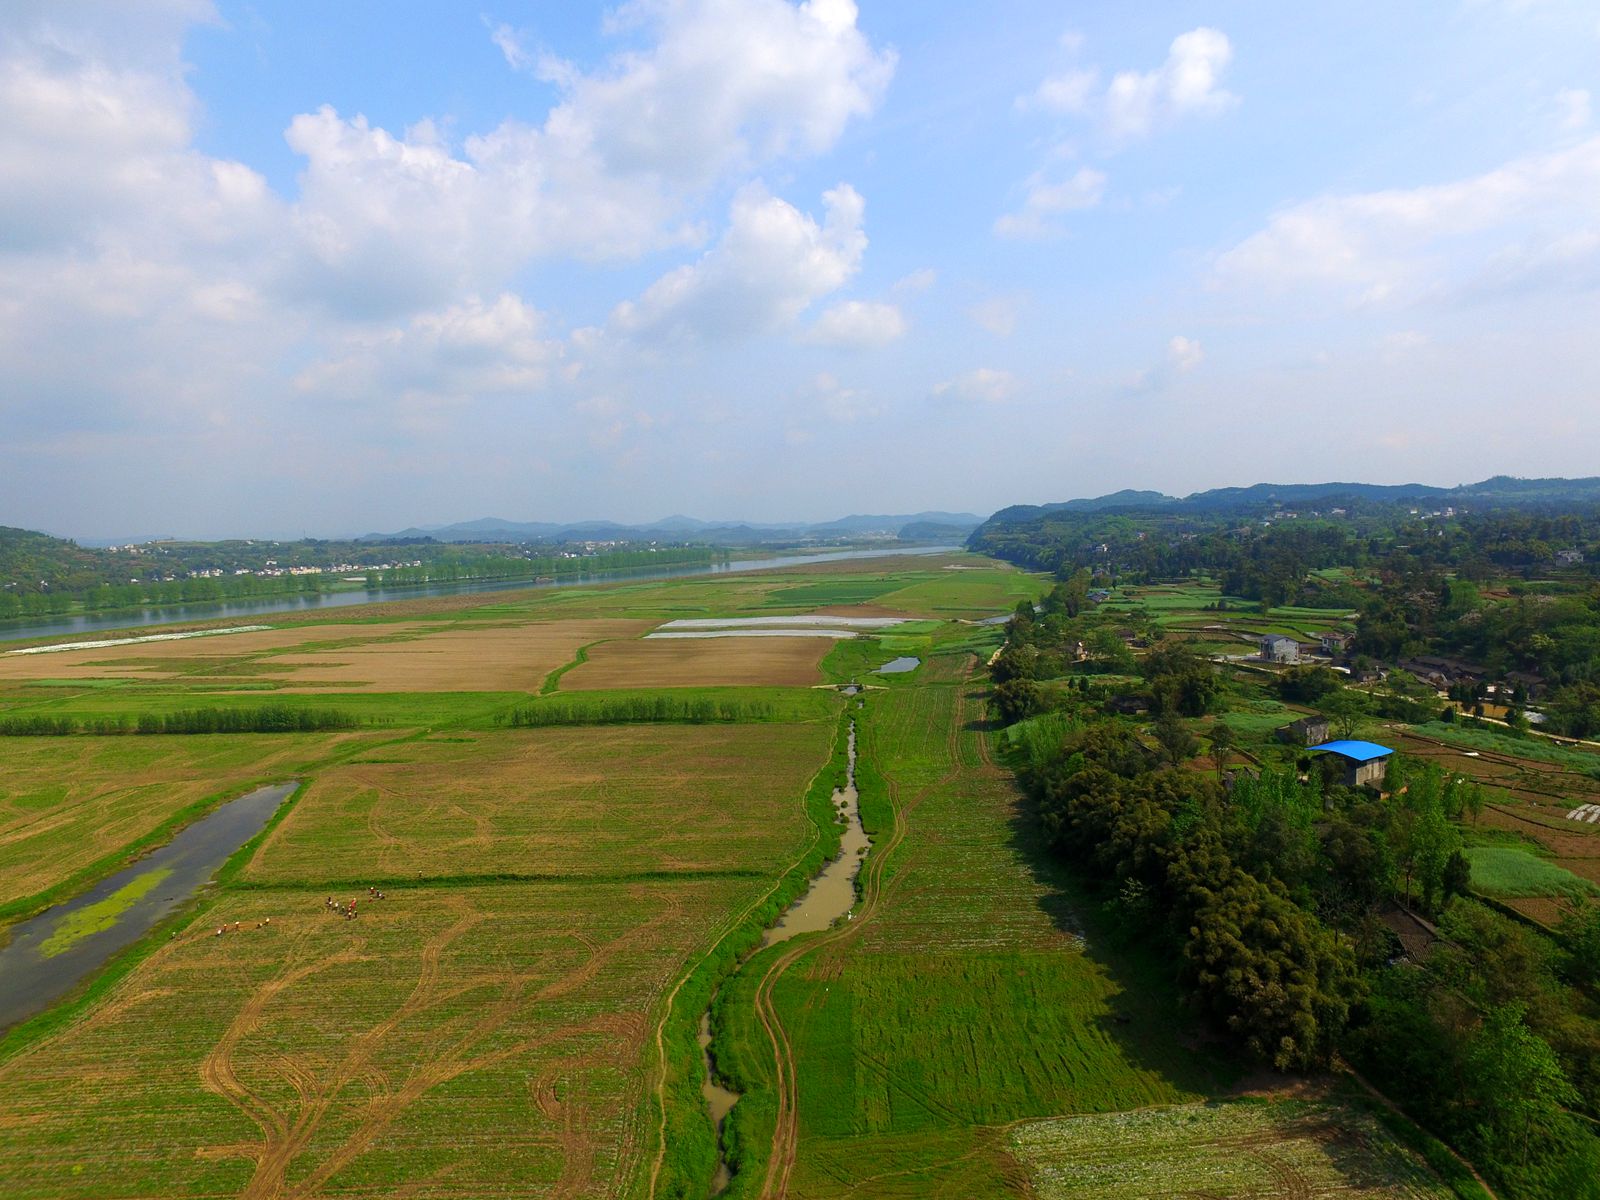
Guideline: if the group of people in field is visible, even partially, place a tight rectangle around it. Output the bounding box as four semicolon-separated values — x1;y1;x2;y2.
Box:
324;887;386;921
213;918;270;937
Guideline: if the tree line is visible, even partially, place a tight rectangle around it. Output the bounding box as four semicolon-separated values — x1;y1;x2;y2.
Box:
0;706;358;736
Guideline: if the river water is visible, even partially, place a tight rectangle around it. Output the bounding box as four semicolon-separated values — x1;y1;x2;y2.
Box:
0;545;959;645
0;782;297;1031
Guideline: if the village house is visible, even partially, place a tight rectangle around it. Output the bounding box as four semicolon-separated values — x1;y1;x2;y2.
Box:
1277;715;1330;746
1310;739;1393;788
1260;634;1300;664
1558;548;1585;565
1320;631;1354;656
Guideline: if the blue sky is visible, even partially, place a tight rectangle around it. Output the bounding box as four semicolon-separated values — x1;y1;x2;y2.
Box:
3;1;1599;538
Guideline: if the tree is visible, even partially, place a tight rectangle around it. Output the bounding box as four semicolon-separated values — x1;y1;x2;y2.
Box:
1278;665;1342;704
1320;688;1368;740
1559;899;1600;987
1209;722;1236;774
1441;850;1472;906
1154;713;1199;766
1142;639;1221;717
992;678;1046;725
1464;1002;1580;1169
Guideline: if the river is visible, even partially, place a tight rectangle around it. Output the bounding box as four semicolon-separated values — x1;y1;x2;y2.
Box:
0;545;960;645
0;782;297;1031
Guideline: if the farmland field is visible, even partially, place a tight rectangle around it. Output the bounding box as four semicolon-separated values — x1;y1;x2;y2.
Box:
244;722;833;883
0;878;751;1198
0;618;652;693
0;551;1463;1200
1009;1100;1454;1199
750;661;1227;1199
559;632;836;690
0;732;382;915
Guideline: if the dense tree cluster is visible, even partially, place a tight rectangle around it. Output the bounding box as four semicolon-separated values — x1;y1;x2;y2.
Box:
0;706;358;735
987;579;1600;1198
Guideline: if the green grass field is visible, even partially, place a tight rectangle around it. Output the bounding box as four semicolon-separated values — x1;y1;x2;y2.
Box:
1466;846;1599;899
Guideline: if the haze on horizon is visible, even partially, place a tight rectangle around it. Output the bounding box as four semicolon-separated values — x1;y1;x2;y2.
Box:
4;1;1600;541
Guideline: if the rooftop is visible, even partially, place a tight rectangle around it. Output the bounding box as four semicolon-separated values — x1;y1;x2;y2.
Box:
1309;739;1393;763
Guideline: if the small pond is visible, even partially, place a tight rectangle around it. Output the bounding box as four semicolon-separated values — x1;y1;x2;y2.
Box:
875;656;921;674
0;782;297;1031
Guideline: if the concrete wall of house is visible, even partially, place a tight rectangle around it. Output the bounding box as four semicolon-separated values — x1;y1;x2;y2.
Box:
1350;758;1388;788
1261;638;1299;664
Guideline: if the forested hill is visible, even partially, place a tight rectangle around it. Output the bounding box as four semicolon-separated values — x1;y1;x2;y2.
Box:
977;475;1600;532
0;526;107;592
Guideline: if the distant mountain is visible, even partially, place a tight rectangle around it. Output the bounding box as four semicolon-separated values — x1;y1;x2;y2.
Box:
359;511;982;544
975;476;1600;536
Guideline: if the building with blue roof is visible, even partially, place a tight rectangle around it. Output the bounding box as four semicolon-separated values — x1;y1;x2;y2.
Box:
1309;739;1393;788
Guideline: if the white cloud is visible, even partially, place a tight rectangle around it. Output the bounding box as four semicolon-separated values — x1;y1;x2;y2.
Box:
932;367;1019;405
806;371;878;422
1168;335;1204;371
892;267;937;293
1104;28;1236;143
539;0;894;186
277;0;892;316
0;0;896;469
1023;68;1098;116
805;299;906;348
1017;27;1236;144
612;183;867;340
1555;87;1591;131
1214;135;1600;306
1001;28;1233;238
968;295;1024;337
488;22;534;71
296;293;563;403
995;167;1106;238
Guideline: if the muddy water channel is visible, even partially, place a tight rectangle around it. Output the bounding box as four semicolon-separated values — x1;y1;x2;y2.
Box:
765;722;869;945
699;722;872;1193
0;781;297;1031
700;1011;740;1194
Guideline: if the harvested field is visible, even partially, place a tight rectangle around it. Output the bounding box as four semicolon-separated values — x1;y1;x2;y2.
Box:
1501;896;1573;926
560;634;832;690
0;623;429;682
0;878;751;1199
259;620;650;692
0;733;376;913
246;722;834;883
1009;1100;1453;1199
0;619;651;693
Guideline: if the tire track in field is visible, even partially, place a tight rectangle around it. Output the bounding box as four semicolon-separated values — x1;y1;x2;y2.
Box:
757;667;976;1198
202;887;679;1199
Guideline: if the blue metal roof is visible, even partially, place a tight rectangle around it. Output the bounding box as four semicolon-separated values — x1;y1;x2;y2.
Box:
1309;739;1393;762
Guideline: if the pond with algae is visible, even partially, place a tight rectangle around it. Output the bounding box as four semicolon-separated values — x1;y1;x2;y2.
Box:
0;781;297;1031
